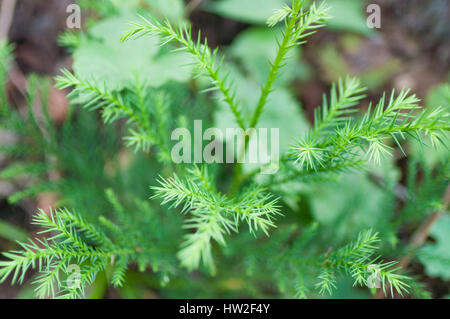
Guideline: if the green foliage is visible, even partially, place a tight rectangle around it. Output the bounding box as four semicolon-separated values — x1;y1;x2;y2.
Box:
0;208;114;298
318;229;409;296
207;0;372;36
418;215;450;280
326;0;374;35
0;40;13;103
0;207;171;298
0;71;118;211
152;166;280;273
250;0;330;129
288;80;448;173
228;27;308;84
121;14;246;129
206;0;289;25
0;220;28;243
56;69;173;161
0;1;449;299
72;15;192;90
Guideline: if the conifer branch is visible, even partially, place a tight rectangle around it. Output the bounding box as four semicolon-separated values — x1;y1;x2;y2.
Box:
0;209;135;298
290;82;449;172
121;16;246;130
55;70;172;158
250;1;330;129
318;230;410;296
151;167;281;272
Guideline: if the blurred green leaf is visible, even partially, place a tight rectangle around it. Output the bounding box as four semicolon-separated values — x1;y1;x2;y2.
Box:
427;83;450;111
418;215;450;280
409;83;450;168
308;170;395;231
213;69;309;156
73;15;193;90
0;220;28;243
229;27;310;84
206;0;288;24
327;0;373;36
145;0;186;22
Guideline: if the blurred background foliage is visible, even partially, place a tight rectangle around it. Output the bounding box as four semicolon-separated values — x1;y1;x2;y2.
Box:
0;0;448;298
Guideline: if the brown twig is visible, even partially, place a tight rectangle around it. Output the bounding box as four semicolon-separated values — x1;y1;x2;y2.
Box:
375;183;450;298
0;0;16;39
7;62;27;94
399;183;450;269
187;0;203;14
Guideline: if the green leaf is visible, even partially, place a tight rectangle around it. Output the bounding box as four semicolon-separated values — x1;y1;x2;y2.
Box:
418;215;450;280
0;220;28;243
326;0;373;36
307;161;399;236
73;15;193;90
229;27;310;84
206;0;289;25
144;0;186;22
214;79;309;150
426;83;450;112
409;83;450;168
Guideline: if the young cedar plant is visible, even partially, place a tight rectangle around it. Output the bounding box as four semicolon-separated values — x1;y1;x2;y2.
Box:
0;0;449;298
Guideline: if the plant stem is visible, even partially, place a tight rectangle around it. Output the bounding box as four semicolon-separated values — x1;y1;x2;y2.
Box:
230;18;297;194
250;21;295;130
375;183;450;299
